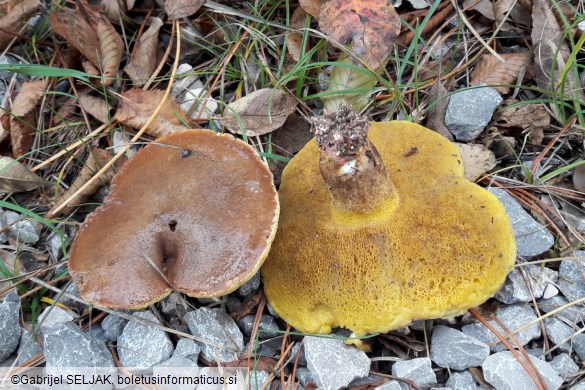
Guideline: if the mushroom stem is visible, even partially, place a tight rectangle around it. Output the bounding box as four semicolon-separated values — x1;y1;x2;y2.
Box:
313;104;396;213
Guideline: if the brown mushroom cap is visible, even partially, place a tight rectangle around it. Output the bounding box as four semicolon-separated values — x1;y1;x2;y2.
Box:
69;130;279;309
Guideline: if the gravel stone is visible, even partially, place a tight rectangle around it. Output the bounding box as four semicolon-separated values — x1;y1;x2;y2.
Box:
572;333;585;360
184;307;244;362
550;353;578;380
160;292;187;320
37;306;77;334
2;210;42;244
296;367;315;386
538;295;583;323
16;328;43;365
152;356;198;390
102;313;128;342
542;283;559;299
173;338;201;362
57;282;87;313
461;304;540;351
43;321;114;367
304;336;371;390
290;342;307;366
391;358;437;390
249;370;270;390
226;296;241;313
488;188;555;257
430;325;490;369
239;272;261;297
544;318;573;352
0;293;21;363
375;381;402;390
0;210;8;243
117;311;174;369
238;314;280;338
558;251;585;300
180;87;218;121
495;265;558;304
85;324;108;345
571;384;585;390
445;371;480;390
482;351;563;390
47;234;64;260
445;85;503;141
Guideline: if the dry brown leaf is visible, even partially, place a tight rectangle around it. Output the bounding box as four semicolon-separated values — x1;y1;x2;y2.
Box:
319;0;401;69
287;7;309;62
10;80;46;158
54;97;78;125
50;7;100;66
97;17;124;86
0;114;10;144
78;93;113;124
0;156;42;194
271;114;312;155
47;149;120;219
0;0;41;51
471;52;529;94
102;0;136;20
114;89;190;138
165;0;205;20
124;17;163;86
453;142;497;182
573;163;585;193
299;0;326;19
223;88;298;137
425;80;452;141
493;99;549;145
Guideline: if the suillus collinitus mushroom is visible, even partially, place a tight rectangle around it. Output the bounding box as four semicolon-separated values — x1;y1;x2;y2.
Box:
69;130;279;309
261;104;516;335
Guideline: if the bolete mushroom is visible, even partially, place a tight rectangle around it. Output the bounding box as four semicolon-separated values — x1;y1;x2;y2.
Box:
69;130;279;309
261;105;516;335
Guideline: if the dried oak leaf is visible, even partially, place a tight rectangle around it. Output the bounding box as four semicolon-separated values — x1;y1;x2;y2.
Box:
493;99;549;145
10;80;46;158
453;142;497;182
319;0;400;69
97;17;124;86
164;0;205;20
0;156;42;194
124;17;163;86
299;0;327;19
114;89;190;138
471;52;529;94
50;7;100;66
102;0;136;21
79;93;113;124
47;149;121;219
0;0;41;51
223;88;297;137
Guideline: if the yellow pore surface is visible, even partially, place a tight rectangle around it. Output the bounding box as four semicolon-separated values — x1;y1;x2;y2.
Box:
261;121;516;335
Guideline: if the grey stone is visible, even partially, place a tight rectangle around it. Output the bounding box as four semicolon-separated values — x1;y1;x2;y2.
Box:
488;188;555;257
461;304;540;351
0;210;8;243
430;325;490;369
304;336;370;390
375;381;402;390
542;283;559;299
238;315;280;338
0;293;21;363
445;85;503;141
37;306;77;333
57;282;87;312
525;348;544;358
43;321;114;367
544;318;573;352
290;342;307;367
184;307;244;362
152;356;198;390
573;333;585;360
391;358;436;390
117;311;174;369
47;234;64;260
559;252;585;300
349;375;384;387
495;266;558;304
160;292;187;320
482;351;563;390
239;272;261;297
226;296;241;313
550;353;578;380
173;338;200;362
2;210;42;244
85;324;108;345
538;295;583;323
102;313;128;342
296;367;315;386
445;371;479;390
249;370;270;390
571;383;585;390
197;367;240;390
16;328;43;365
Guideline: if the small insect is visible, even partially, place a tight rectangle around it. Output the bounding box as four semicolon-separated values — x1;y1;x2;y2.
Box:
404;146;418;157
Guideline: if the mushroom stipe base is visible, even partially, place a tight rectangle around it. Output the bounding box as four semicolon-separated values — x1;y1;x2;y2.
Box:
262;119;516;336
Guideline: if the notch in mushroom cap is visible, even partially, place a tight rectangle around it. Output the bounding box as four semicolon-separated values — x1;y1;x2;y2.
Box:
262;104;516;336
69;130;279;309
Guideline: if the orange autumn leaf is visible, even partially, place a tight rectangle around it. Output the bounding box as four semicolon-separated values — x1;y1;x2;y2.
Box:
319;0;400;69
114;89;190;138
